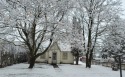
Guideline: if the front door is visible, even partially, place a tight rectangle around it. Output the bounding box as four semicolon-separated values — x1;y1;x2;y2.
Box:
52;52;57;64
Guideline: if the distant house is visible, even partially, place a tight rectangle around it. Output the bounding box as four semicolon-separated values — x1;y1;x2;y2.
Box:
36;42;74;64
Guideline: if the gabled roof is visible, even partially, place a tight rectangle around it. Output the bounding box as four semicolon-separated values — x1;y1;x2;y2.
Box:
38;41;71;52
48;42;61;51
58;42;71;51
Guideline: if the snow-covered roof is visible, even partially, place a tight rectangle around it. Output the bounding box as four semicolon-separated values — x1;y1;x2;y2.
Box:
39;41;71;52
58;42;71;51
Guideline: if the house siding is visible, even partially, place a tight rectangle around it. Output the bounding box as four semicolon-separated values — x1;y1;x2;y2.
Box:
36;52;48;63
61;52;74;64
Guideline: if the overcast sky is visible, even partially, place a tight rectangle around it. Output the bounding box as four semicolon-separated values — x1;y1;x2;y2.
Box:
122;0;125;10
121;0;125;18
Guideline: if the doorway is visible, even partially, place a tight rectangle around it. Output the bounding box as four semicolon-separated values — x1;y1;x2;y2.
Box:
52;52;57;64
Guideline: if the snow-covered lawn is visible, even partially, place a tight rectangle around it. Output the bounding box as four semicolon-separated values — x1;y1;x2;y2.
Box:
0;62;125;77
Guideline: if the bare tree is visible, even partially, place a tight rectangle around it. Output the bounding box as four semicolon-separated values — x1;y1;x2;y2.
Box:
75;0;122;68
0;0;69;68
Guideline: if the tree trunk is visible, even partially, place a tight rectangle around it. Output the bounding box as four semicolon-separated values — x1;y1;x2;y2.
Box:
28;57;35;68
88;53;93;68
76;55;79;65
85;0;93;68
86;53;90;68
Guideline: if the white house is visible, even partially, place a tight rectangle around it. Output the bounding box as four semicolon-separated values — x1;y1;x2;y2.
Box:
36;42;74;64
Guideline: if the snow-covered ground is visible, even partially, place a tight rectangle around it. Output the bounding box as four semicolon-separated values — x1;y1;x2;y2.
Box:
0;62;125;77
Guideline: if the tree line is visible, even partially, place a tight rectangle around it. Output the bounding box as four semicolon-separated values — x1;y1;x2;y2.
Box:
0;41;28;67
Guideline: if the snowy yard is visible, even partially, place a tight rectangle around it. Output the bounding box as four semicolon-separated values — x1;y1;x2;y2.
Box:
0;62;125;77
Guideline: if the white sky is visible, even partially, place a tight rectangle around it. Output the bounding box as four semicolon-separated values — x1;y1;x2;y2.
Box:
122;0;125;7
121;0;125;18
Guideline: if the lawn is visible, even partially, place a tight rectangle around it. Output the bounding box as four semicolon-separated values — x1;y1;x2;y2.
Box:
0;62;125;77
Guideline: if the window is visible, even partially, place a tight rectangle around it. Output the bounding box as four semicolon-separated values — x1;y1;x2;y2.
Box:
62;52;68;60
40;54;45;59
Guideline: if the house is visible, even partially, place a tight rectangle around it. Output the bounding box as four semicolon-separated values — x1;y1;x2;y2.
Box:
36;42;74;64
